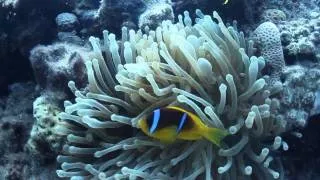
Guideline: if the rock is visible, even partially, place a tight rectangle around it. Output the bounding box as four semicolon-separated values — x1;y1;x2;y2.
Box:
29;43;90;95
55;12;79;32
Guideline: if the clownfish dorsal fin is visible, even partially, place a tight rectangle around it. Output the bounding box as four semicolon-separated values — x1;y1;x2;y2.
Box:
150;109;161;134
167;106;187;113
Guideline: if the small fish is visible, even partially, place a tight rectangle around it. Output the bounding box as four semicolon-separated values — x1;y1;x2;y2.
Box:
223;0;229;4
138;106;229;146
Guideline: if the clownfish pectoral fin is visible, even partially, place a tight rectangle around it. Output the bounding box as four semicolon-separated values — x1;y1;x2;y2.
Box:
160;138;176;144
155;126;178;144
203;127;229;147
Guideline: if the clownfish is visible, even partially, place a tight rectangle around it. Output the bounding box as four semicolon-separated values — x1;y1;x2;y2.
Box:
138;106;229;147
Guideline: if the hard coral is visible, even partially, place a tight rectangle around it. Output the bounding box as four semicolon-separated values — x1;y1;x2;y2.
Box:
254;22;285;85
57;10;286;179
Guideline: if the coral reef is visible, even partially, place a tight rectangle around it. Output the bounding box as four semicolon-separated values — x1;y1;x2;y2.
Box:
261;9;286;24
1;153;28;180
138;2;174;30
0;114;33;157
281;113;320;180
2;82;36;116
27;42;93;158
280;63;320;127
0;0;319;179
0;83;37;179
248;2;320;63
0;83;37;154
277;14;320;62
257;0;320;20
0;82;63;179
0;0;74;94
97;0;147;33
57;10;287;179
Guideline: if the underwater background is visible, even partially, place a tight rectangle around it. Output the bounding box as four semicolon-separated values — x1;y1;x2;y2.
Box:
0;0;320;179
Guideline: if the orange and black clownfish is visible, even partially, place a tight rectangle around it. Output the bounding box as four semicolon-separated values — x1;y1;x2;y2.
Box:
138;106;229;147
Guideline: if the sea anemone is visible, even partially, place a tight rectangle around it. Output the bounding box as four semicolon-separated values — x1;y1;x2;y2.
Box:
56;10;287;179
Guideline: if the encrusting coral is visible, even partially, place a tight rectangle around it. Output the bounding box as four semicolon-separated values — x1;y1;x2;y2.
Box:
27;95;65;156
56;9;287;179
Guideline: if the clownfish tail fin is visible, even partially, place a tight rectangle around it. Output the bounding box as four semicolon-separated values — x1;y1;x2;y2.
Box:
203;128;229;147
